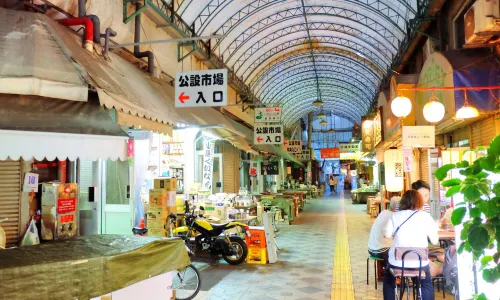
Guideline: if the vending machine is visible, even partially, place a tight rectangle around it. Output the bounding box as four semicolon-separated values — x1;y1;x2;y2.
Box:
41;183;78;240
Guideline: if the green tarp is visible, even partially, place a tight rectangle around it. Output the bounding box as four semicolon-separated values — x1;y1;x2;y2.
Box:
0;235;190;300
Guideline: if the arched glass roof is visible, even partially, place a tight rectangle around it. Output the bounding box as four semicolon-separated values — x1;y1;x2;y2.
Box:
169;0;420;125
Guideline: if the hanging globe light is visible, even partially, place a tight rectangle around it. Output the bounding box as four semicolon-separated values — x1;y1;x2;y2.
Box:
456;91;479;119
328;128;335;133
312;99;324;107
423;92;445;123
320;120;328;126
391;94;412;118
317;111;326;119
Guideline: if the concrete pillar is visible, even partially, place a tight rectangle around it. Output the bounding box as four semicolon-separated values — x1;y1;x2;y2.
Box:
307;112;313;184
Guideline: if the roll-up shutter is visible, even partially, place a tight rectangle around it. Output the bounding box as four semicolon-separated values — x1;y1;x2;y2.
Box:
450;127;470;146
420;149;430;184
471;116;497;148
0;159;21;247
220;141;240;194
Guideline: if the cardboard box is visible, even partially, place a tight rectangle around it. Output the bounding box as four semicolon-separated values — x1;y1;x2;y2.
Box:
154;178;177;191
149;190;176;209
148;227;167;237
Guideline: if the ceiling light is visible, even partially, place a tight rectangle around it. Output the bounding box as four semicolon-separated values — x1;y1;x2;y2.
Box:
328;129;335;133
391;94;412;118
317;112;326;119
456;91;479;119
312;99;324;107
320;120;328;126
423;92;445;123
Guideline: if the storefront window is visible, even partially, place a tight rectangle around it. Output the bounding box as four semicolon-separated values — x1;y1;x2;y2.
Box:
106;160;129;205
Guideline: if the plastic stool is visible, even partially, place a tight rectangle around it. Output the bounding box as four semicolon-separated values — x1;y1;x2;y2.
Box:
367;256;385;289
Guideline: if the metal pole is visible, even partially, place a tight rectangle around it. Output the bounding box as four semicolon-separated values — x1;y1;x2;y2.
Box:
109;35;226;48
307;112;313;185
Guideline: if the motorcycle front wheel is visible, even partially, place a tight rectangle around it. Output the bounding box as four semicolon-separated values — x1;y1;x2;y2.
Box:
171;264;201;300
222;236;248;265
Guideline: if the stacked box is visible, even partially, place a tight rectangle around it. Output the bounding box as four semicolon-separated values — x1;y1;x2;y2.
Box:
245;227;267;264
247;248;267;264
154;178;178;191
147;189;176;237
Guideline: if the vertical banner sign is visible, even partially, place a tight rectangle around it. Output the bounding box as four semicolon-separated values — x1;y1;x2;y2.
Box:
255;107;282;123
202;140;215;190
402;126;435;148
402;147;413;172
395;163;403;177
175;69;228;107
254;125;283;145
362;119;374;152
373;107;383;147
284;140;302;153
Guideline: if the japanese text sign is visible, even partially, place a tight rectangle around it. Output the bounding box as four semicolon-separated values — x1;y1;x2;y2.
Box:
261;162;279;175
373;107;383;147
402;126;435;148
175;69;228;107
202;140;215;190
402;147;413;172
254;125;283;145
362;118;375;152
57;198;76;214
284;140;302;153
339;142;360;153
23;172;39;192
295;149;311;161
320;148;340;159
255;107;281;123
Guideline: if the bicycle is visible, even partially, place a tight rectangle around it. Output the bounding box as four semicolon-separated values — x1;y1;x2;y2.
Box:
132;223;201;300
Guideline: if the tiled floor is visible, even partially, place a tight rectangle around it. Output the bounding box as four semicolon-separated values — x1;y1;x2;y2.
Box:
193;192;454;300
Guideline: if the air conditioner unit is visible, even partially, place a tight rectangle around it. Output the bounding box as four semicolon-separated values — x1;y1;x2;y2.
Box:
464;0;500;45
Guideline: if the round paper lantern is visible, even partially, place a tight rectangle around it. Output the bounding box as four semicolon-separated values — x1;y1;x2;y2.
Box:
456;104;479;119
423;99;445;123
384;149;404;192
391;96;412;118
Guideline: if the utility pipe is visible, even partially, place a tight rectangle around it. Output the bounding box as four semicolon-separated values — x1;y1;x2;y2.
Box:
134;3;154;74
101;28;117;56
59;17;93;52
87;15;101;43
78;0;86;17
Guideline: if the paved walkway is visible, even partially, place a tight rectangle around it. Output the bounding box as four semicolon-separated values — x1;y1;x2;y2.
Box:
193;192;453;300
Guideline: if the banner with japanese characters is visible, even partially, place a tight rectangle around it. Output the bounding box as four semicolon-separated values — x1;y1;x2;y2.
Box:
402;146;413;172
295;149;311;161
254;125;283;145
255;107;282;123
402;126;435;148
175;69;228;107
284;140;302;153
261;162;279;175
202;139;215;190
339;142;360;153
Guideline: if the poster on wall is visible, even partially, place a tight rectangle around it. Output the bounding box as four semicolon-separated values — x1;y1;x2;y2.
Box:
402;147;413;172
255;107;281;123
202;140;215;190
361;118;374;152
254;125;284;145
402;126;435;148
175;69;228;107
395;163;403;177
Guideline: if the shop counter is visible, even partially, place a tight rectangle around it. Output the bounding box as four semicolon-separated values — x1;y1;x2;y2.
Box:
0;235;190;300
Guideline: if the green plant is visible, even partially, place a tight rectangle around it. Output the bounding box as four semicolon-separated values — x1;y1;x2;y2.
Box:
435;135;500;294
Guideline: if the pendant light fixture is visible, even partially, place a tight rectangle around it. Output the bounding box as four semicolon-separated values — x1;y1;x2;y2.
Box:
391;92;412;118
312;99;324;107
320;120;328;127
456;91;479;119
317;110;326;119
423;90;445;123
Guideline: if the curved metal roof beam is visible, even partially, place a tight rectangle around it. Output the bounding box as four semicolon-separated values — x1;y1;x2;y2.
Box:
263;76;372;107
241;40;387;82
249;47;384;86
254;63;376;98
226;20;396;68
282;101;361;126
250;49;382;89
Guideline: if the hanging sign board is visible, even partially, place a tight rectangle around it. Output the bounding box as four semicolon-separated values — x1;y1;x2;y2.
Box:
249;167;258;177
340;142;360;153
202;140;215;190
402;126;435;148
255;107;281;123
295;149;311;161
261;162;279;175
373;107;383;147
254;125;283;145
362;118;375;152
175;69;228;107
284;140;302;153
402;147;413;172
23;172;39;192
320;148;340;159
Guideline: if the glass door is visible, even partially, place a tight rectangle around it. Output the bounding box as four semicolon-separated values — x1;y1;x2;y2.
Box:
212;154;223;194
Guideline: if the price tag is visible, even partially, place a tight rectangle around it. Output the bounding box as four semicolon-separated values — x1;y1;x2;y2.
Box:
23;173;39;192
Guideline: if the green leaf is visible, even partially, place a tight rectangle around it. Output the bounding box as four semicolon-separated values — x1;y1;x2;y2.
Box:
493;183;500;196
480;155;496;172
457;242;466;254
476;293;488;300
436;164;456;181
469;226;490;251
481;255;493;266
470;207;481;218
442;178;462;187
494;252;500;264
477;183;491;196
446;185;462;198
475;172;489;179
462;185;482;201
482;268;496;283
452;207;467;225
456;160;470;168
488;135;500;156
478;199;499;219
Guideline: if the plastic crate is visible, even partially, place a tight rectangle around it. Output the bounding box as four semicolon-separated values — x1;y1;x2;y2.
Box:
246;247;267;264
245;228;267;248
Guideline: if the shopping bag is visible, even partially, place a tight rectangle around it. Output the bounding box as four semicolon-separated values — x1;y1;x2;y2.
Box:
20;219;40;246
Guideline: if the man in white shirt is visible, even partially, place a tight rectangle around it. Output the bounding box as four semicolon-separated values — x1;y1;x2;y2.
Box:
368;199;397;260
382;190;439;300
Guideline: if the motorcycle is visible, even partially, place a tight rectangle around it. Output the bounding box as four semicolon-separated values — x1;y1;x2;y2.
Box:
171;204;249;265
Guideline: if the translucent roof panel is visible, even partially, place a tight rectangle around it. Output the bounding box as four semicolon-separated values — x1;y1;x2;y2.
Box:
170;0;419;124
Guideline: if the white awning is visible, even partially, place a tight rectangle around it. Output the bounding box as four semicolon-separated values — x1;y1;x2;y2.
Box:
0;130;128;161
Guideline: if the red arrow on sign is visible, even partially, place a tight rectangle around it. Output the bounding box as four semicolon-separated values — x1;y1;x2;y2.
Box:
257;136;263;143
179;92;190;104
283;141;288;146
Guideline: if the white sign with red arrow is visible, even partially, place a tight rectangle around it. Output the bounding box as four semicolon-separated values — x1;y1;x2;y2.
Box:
254;125;284;145
284;140;302;153
175;69;228;108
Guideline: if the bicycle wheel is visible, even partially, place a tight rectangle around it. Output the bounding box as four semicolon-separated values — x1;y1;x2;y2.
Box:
171;264;201;300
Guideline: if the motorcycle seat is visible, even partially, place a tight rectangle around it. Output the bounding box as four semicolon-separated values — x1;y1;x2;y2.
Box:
132;227;148;235
210;222;231;231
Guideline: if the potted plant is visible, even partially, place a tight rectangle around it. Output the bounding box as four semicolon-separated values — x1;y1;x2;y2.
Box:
435;135;500;299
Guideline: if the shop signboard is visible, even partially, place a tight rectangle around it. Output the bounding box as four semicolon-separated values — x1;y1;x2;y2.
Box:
362;118;374;152
249;167;258;177
261;162;279;175
175;69;228;107
254;125;283;145
320;148;340;159
402;147;413;172
340;142;360;153
373;107;383;147
340;152;359;160
402;126;435;148
295;149;311;161
255;107;281;123
202;140;215;190
284;140;302;153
